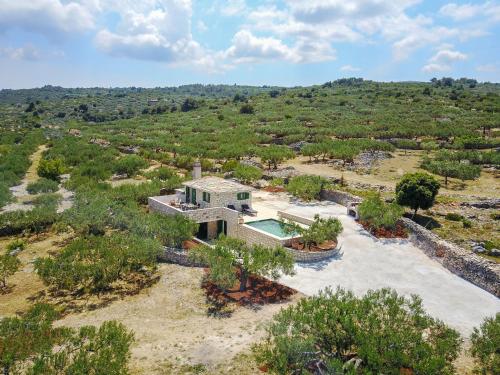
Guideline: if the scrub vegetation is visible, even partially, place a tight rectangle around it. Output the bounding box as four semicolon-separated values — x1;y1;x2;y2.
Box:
0;78;498;373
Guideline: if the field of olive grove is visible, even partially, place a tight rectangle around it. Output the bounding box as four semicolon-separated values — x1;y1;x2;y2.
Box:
0;77;498;374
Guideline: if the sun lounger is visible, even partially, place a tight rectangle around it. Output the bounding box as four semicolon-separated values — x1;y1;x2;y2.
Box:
242;204;257;216
227;204;237;211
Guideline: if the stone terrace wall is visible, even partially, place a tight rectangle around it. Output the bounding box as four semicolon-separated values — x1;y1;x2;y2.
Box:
278;211;314;226
320;189;362;206
158;247;206;267
400;218;500;297
286;246;341;263
320;188;500;297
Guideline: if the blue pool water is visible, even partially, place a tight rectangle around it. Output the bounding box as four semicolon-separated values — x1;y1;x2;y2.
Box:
245;219;298;238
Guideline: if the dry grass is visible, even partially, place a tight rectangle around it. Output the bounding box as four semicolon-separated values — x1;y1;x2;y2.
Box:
0;231;71;316
286;150;499;199
57;264;300;374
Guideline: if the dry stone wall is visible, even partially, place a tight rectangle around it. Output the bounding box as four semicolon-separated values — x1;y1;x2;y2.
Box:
320;188;500;297
158;246;206;267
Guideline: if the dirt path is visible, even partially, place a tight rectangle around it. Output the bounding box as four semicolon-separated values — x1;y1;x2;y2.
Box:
57;264;300;374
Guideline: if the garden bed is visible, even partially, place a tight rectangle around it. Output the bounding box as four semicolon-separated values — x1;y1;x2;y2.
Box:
202;269;296;306
290;239;337;252
263;186;286;193
358;220;407;239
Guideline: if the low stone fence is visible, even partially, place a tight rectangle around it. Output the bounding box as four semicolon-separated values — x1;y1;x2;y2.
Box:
320;189;362;207
400;218;500;297
158;246;206;268
320;188;500;297
286;245;341;263
277;211;314;225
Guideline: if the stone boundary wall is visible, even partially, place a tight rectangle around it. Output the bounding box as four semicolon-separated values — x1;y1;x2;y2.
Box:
157;246;206;267
278;211;314;226
400;218;500;297
320;188;500;297
286;246;341;263
320;189;363;207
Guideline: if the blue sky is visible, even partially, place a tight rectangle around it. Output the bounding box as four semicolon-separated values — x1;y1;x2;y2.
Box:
0;0;499;88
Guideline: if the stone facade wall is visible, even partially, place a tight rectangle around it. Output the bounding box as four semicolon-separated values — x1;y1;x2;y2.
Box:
191;189;252;211
319;189;500;297
278;211;314;226
158;247;206;267
286;246;341;263
401;217;500;297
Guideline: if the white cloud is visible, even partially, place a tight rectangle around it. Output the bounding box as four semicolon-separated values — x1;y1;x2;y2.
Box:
94;1;208;65
221;0;247;17
476;63;498;73
422;47;467;72
0;0;95;38
340;64;360;72
0;44;40;61
440;2;500;22
197;20;208;32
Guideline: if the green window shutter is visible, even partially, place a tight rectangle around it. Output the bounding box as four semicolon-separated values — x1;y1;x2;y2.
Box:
237;192;249;200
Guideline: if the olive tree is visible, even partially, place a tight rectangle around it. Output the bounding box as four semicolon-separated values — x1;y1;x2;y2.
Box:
254;287;461;375
470;313;499;375
396;172;440;217
286;175;330;201
282;214;343;250
233;164;263;184
0;304;133;375
358;192;404;230
259;145;294;170
190;236;295;292
0;252;21;289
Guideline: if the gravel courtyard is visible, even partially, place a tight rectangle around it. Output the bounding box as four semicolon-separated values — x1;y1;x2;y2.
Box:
252;191;500;336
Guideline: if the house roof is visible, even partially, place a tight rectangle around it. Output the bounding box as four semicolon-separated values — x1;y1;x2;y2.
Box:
182;176;252;193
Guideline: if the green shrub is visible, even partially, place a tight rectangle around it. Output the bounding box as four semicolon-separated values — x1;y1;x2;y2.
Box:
37;158;65;181
234;164;263;184
254;287;461;375
6;239;27;253
0;252;21;288
26;178;59;194
445;212;463;221
282;214;343;250
470;313;500;375
222;159;239;172
462;218;472;228
396;172;440;217
35;233;161;293
0;183;12;208
239;103;255;114
286;175;329;201
145;166;176;181
113;155;148;177
358;193;404;230
0;206;58;236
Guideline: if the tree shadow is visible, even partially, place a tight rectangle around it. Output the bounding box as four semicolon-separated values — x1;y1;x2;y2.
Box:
404;213;441;230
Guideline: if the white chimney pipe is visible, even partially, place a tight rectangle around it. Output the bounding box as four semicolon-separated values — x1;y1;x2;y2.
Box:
192;160;202;180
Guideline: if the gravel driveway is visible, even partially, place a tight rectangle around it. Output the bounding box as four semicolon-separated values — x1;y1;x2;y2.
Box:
252;192;500;336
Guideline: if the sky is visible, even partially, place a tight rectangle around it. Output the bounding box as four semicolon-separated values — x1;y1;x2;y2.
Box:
0;0;499;88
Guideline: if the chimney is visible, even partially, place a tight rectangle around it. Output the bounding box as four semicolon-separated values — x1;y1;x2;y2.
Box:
192;160;202;180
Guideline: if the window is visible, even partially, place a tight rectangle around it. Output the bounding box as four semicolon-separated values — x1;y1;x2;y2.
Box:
202;191;211;203
185;187;190;203
237;192;250;200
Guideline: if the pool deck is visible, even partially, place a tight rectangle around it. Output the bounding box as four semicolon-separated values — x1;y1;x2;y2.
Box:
251;190;500;336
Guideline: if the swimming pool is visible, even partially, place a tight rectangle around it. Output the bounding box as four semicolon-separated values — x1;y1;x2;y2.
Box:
245;219;298;238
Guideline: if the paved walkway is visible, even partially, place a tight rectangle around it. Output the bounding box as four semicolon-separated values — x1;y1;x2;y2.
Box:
252;191;500;336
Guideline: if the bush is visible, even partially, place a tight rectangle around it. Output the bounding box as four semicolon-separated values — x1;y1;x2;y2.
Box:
234;164;263;184
0;304;134;375
6;239;26;253
358;193;404;230
0;183;12;208
181;97;199;112
0;252;21;289
113;155;148;177
35;233;161;293
396;172;440;217
0;206;58;236
222;159;239;172
240;103;255;114
445;212;463;221
283;214;343;250
462;218;473;228
286;175;329;201
254;288;461;375
26;178;59;194
37;158;65;181
470;314;500;374
145;166;176;181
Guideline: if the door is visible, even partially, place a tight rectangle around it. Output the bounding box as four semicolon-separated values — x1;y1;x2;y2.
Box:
217;220;227;237
191;188;197;204
197;222;208;240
